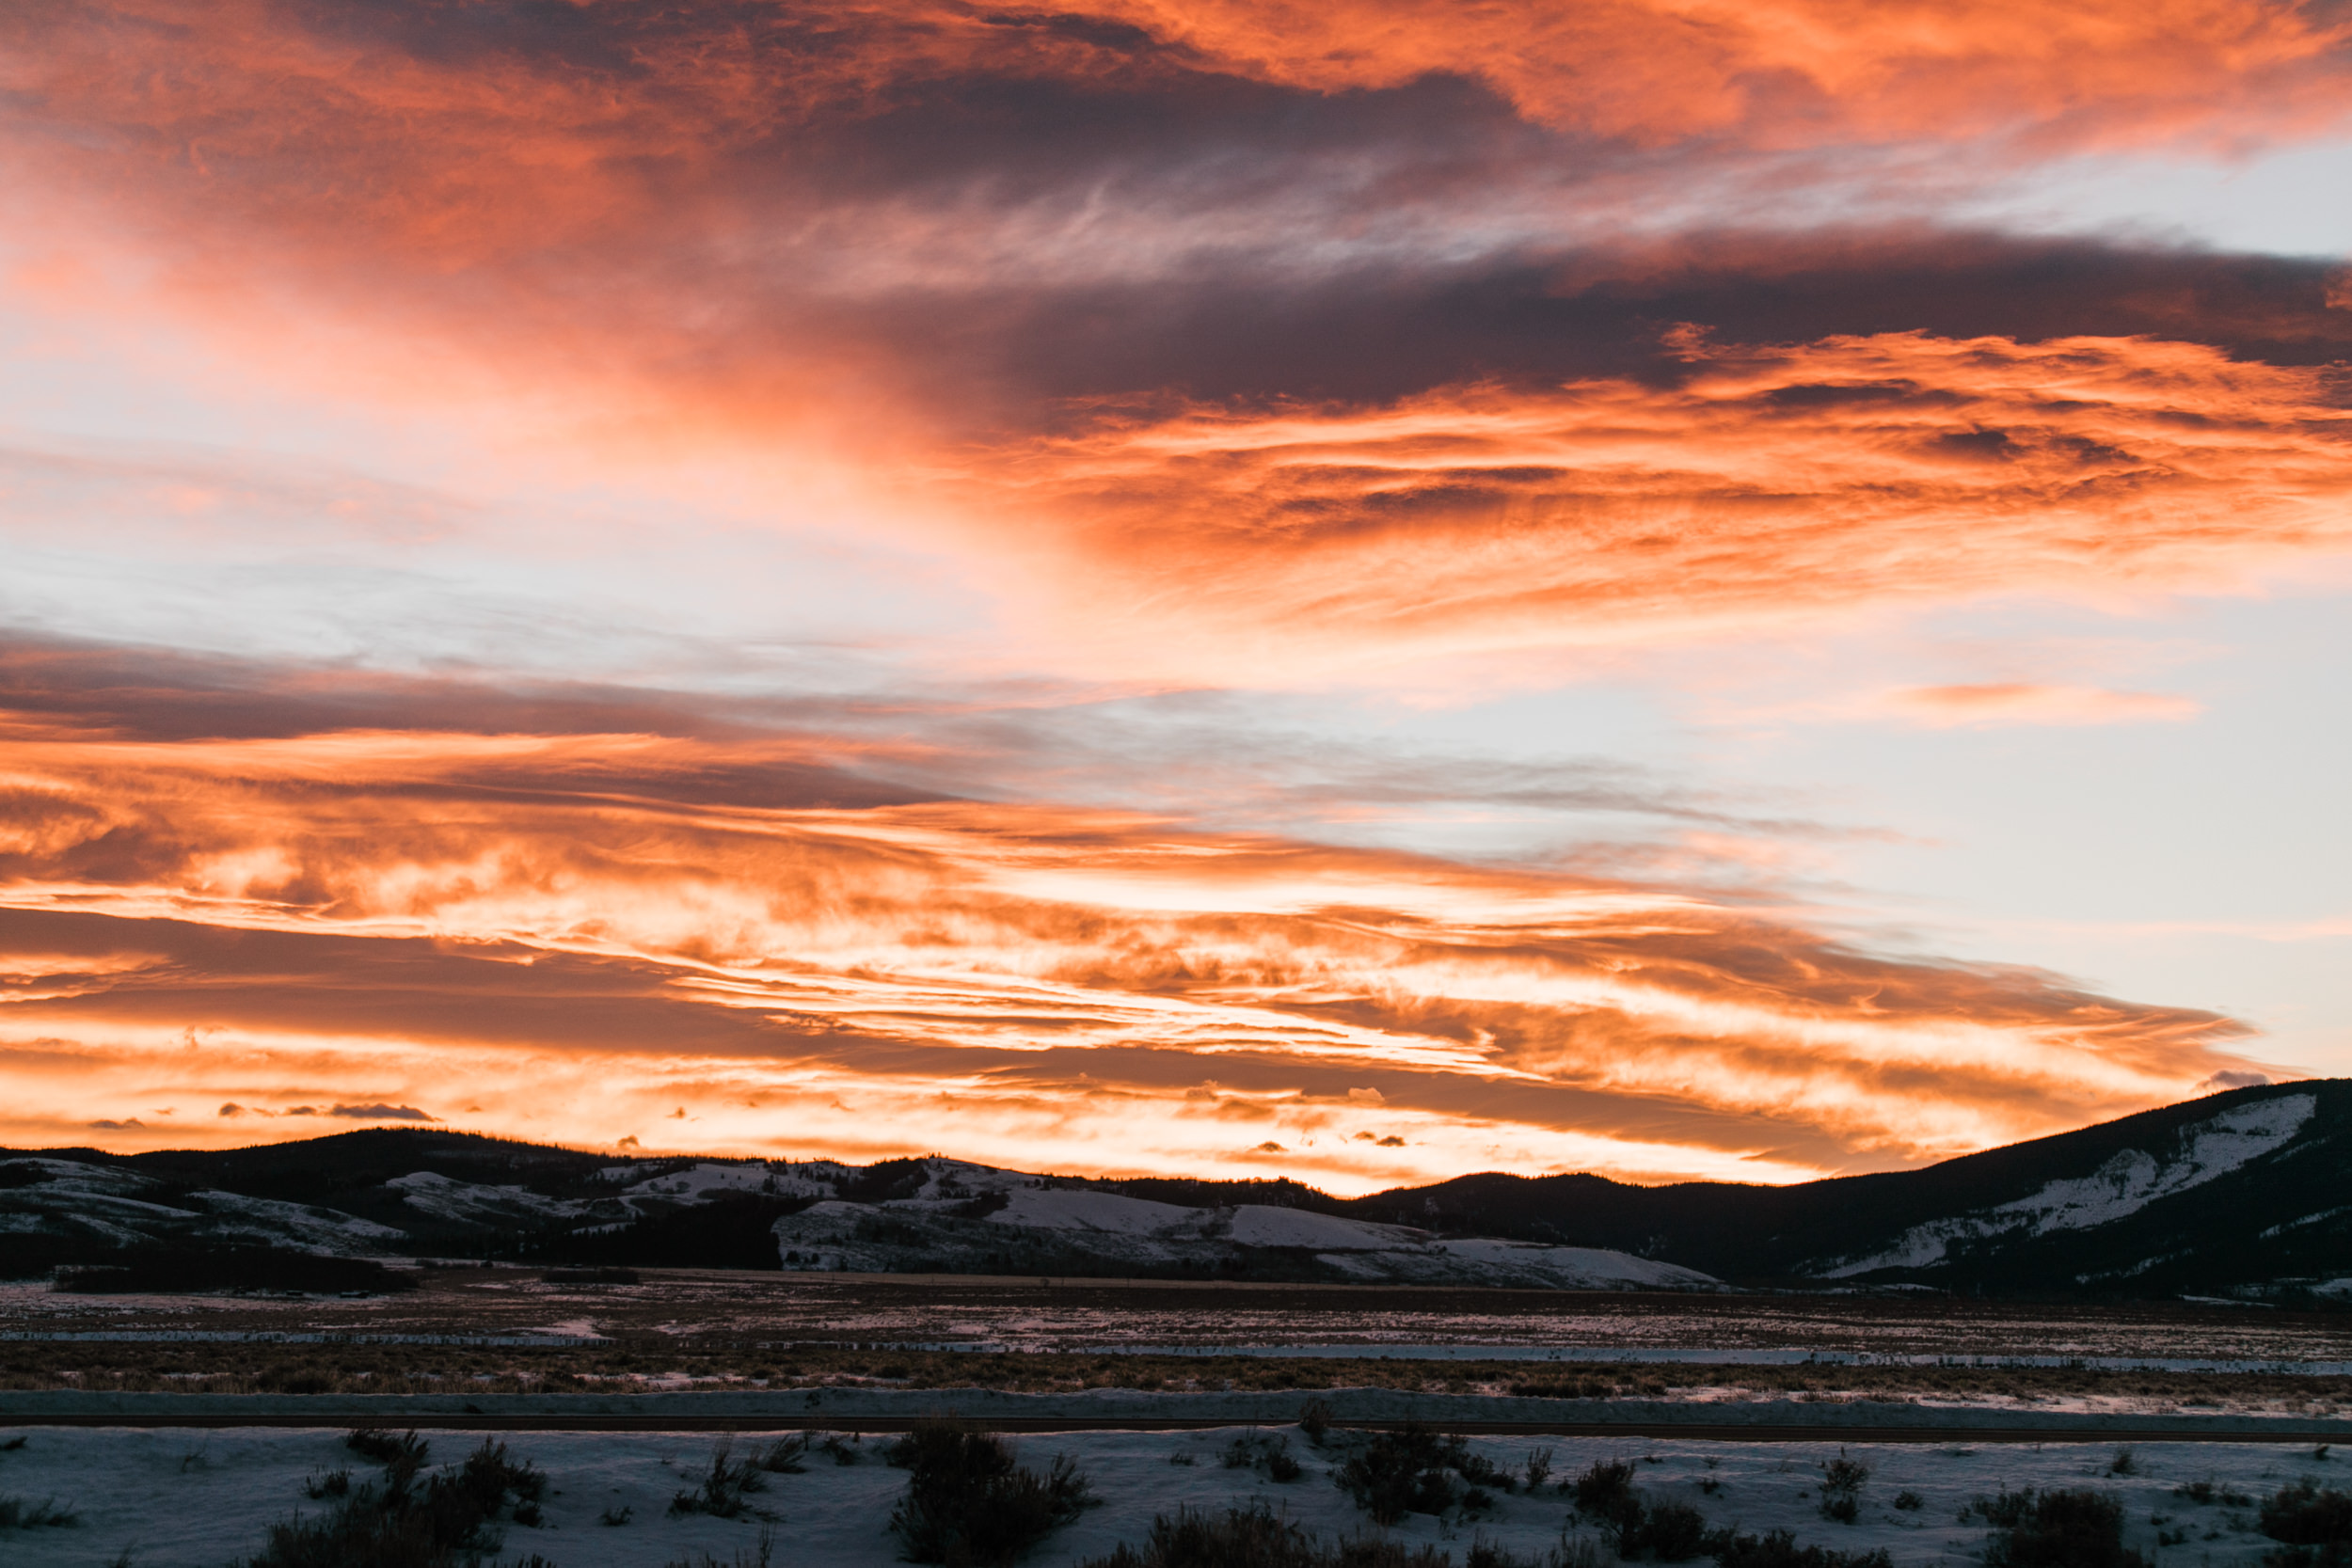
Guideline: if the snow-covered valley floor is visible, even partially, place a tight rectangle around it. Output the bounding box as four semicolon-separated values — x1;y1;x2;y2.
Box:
0;1421;2342;1567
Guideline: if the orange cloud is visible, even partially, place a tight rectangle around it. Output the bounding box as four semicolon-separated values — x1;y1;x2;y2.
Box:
1087;0;2352;149
959;331;2352;678
14;0;2344;235
1886;682;2203;726
0;8;2332;1189
10;4;2352;457
11;7;2352;698
0;708;2269;1186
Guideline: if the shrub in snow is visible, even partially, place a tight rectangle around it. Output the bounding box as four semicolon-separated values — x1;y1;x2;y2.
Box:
1337;1425;1475;1526
0;1494;77;1528
1222;1433;1303;1481
1465;1535;1586;1568
1453;1447;1517;1495
1966;1487;2038;1527
755;1433;808;1473
1570;1457;1641;1538
238;1435;545;1567
885;1419;1093;1566
2260;1479;2352;1564
345;1430;430;1472
1488;1538;1620;1568
1076;1500;1454;1566
1633;1501;1708;1560
1075;1502;1316;1566
1078;1506;1619;1567
1818;1454;1868;1523
1706;1529;1894;1568
1561;1456;1712;1560
668;1437;768;1518
1979;1487;2147;1568
663;1529;775;1568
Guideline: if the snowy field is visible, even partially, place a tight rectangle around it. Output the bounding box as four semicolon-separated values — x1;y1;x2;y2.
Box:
0;1421;2343;1567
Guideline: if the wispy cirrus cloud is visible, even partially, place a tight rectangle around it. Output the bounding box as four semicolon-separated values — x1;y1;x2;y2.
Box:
0;635;1849;848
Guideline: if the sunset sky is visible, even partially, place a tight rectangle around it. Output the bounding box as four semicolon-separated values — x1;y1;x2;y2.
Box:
3;0;2348;1192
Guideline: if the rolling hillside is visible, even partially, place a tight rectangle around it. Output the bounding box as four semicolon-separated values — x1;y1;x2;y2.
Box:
3;1082;2344;1301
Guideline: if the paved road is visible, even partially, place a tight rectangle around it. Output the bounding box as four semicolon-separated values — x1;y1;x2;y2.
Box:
4;1411;2344;1444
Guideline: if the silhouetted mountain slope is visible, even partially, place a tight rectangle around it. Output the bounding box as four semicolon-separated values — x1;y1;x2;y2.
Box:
3;1082;2344;1299
1322;1081;2351;1296
41;1128;615;1196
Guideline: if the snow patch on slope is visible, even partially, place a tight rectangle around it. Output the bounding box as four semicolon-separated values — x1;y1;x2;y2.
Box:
612;1162;780;1208
1227;1206;1419;1250
1310;1237;1718;1290
989;1187;1202;1235
193;1192;406;1256
0;1160;417;1255
0;1158;152;1196
771;1176;1722;1289
1422;1238;1717;1289
387;1171;587;1226
1816;1094;2315;1278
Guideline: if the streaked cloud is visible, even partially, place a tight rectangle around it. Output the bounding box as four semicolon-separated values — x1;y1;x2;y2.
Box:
962;331;2352;677
1886;682;2204;727
0;657;2269;1187
1061;0;2352;148
2;2;2341;1177
10;4;2352;694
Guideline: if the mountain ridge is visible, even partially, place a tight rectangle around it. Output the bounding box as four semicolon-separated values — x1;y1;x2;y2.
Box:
4;1081;2346;1301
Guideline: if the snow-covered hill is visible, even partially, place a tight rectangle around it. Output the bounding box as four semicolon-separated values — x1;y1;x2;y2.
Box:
762;1161;1717;1289
0;1156;407;1258
0;1144;1716;1290
1811;1094;2317;1278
